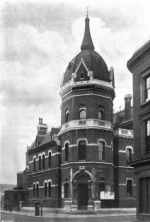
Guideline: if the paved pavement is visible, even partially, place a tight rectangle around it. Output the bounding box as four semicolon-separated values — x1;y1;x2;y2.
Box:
1;211;137;222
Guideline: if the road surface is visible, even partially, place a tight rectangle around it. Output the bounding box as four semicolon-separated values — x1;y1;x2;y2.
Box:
1;211;137;222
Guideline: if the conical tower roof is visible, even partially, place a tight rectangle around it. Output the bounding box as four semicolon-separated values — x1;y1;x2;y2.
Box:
62;15;110;86
81;15;94;51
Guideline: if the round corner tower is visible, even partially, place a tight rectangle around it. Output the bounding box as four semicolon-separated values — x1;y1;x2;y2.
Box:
58;15;115;209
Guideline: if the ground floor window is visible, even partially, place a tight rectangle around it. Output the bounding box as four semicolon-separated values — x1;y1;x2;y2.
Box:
99;182;105;199
127;179;133;196
36;183;39;198
99;182;105;192
48;181;51;197
139;177;150;213
64;183;69;198
44;182;48;197
33;184;36;197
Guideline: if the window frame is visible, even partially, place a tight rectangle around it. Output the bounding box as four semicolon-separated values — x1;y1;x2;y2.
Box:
48;181;51;198
98;106;104;120
141;74;150;104
79;107;87;120
64;182;69;198
33;157;36;171
48;151;52;168
98;141;105;161
126;146;133;163
33;183;36;197
42;154;45;170
145;119;150;153
64;142;69;161
126;179;133;197
65;109;70;122
38;155;42;170
44;181;48;197
78;139;87;161
36;182;39;198
145;75;150;102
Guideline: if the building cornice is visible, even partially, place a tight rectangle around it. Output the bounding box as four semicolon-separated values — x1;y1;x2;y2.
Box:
61;161;113;167
61;92;113;103
127;40;150;71
60;78;114;97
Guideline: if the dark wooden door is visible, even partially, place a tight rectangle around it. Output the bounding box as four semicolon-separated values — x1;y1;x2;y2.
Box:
77;183;88;209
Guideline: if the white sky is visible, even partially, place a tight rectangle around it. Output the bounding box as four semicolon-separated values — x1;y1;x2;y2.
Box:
0;0;150;184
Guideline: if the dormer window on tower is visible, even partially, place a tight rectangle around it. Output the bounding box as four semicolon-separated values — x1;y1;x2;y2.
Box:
75;59;89;82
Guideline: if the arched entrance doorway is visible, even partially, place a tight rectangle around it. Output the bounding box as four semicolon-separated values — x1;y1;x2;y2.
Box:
73;171;92;210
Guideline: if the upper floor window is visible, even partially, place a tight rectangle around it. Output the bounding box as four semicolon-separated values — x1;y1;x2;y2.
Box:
42;154;45;169
33;157;36;171
126;179;133;197
79;107;86;119
98;106;104;120
38;156;41;170
98;141;105;160
48;152;52;168
64;143;69;161
78;140;86;160
126;147;133;163
145;75;150;102
65;109;69;122
146;119;150;152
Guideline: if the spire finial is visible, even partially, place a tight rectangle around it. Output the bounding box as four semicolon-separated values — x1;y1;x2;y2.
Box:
86;7;89;18
81;11;94;51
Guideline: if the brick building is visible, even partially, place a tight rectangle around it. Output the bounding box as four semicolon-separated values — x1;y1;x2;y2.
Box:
128;41;150;220
4;15;136;210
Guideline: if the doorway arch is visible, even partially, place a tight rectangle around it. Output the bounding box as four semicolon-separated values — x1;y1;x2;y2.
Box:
73;170;92;209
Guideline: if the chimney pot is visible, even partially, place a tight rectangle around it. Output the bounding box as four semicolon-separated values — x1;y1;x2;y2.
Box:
39;118;43;124
124;94;132;120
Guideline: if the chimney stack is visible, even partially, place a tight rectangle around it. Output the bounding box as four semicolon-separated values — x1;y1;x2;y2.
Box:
124;94;132;120
37;118;48;135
